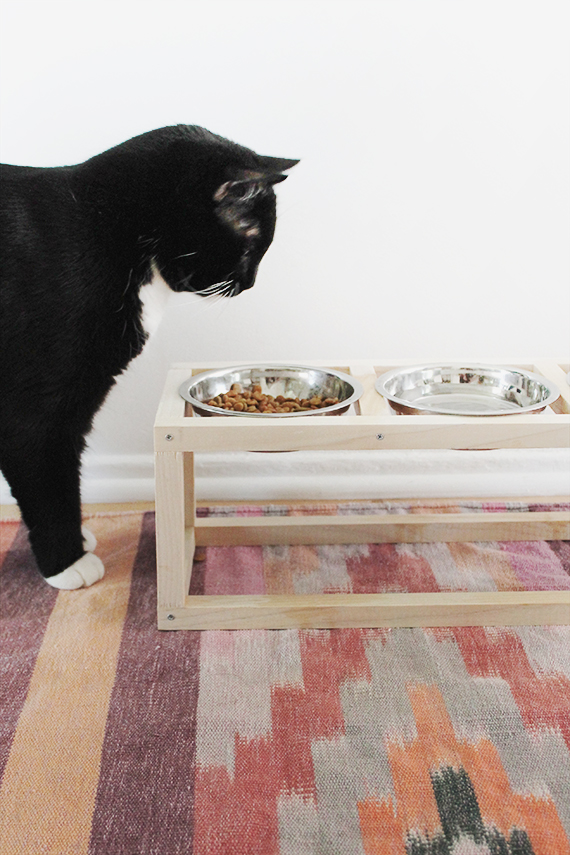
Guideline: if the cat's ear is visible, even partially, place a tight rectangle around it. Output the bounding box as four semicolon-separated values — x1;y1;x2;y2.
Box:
257;156;300;174
257;156;299;186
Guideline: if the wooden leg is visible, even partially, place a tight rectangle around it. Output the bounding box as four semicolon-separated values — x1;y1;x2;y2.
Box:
155;451;193;615
184;452;196;598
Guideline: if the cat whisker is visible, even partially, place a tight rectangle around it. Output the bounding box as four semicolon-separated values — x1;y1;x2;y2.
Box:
122;268;134;296
200;293;233;315
199;277;230;290
172;295;229;320
138;234;159;247
179;282;235;313
195;279;235;297
115;268;134;313
167;270;195;292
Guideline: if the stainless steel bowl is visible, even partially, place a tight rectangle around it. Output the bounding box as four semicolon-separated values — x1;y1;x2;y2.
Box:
375;364;560;415
179;364;363;417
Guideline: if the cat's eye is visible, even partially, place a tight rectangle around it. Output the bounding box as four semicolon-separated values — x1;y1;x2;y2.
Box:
214;180;262;205
228;182;259;202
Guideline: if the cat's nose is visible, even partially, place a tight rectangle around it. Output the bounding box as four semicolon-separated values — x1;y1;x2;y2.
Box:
235;271;257;294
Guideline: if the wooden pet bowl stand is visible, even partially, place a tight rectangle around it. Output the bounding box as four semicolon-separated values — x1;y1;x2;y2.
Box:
154;361;570;630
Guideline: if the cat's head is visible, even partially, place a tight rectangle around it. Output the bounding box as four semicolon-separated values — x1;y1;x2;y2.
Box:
151;127;298;298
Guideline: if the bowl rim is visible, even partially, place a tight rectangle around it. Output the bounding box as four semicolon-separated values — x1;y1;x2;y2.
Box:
374;363;561;416
178;363;364;417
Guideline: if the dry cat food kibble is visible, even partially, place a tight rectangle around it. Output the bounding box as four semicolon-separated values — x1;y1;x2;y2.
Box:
206;383;340;413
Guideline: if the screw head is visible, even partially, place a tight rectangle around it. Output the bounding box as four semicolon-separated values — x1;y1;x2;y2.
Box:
165;434;173;441
167;614;175;621
376;434;384;440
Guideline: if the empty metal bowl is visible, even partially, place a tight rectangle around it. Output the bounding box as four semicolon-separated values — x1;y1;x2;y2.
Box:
375;364;560;415
179;364;363;417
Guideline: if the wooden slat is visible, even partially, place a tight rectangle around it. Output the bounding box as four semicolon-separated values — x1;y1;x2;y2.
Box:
155;451;189;610
157;591;570;630
195;511;570;545
183;452;195;528
348;363;388;416
533;360;570;414
154;366;194;429
154;412;570;452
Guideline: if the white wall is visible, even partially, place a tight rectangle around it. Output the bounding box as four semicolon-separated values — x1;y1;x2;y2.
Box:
1;0;569;503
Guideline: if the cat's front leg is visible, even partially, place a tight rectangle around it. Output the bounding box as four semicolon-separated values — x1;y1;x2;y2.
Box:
0;436;104;588
44;549;104;589
82;526;97;552
44;524;102;588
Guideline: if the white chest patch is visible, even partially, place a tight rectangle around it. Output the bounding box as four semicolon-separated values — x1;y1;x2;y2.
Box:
139;264;172;338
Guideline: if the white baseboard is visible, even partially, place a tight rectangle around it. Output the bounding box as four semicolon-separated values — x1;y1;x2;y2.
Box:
3;449;568;505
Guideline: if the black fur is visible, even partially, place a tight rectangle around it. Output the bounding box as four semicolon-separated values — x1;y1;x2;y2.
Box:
0;125;297;581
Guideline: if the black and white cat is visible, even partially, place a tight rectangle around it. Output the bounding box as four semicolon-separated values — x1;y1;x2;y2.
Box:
0;125;297;588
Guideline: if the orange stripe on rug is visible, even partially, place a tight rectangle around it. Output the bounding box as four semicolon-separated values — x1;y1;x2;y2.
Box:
385;684;456;836
263;544;321;594
457;738;570;855
358;796;404;855
447;541;525;591
0;512;142;855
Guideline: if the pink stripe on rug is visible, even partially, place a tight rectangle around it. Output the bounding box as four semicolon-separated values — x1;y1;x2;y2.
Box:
500;542;570;590
203;545;266;595
88;512;201;855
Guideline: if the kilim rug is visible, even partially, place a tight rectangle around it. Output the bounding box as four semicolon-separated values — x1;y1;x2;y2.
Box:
1;502;569;855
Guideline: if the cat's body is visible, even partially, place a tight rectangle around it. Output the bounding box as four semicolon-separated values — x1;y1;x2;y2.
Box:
0;125;297;587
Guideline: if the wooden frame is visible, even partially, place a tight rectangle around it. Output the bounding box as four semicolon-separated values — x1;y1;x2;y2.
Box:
154;361;570;630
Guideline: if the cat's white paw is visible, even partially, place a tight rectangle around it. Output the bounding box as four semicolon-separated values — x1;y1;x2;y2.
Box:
45;552;105;590
82;526;97;552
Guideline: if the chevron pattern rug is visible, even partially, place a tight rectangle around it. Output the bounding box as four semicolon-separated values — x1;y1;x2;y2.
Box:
1;503;569;855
